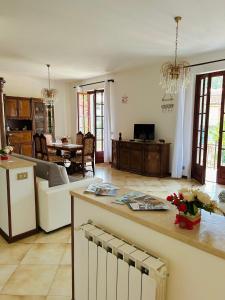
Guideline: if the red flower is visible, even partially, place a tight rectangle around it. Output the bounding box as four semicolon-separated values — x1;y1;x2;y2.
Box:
179;193;184;200
167;195;173;202
173;199;180;206
178;203;187;213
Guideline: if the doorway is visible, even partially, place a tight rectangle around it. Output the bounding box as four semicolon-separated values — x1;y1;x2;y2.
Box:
77;89;104;163
192;71;225;184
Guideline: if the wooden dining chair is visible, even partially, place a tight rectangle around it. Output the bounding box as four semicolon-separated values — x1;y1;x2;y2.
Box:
76;131;84;145
33;133;42;159
40;134;64;163
44;133;58;155
71;132;95;177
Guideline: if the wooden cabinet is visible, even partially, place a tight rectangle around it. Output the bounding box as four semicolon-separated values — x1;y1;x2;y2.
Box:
21;143;33;156
7;131;33;156
18;99;31;118
112;140;170;177
32;99;46;134
4;96;31;119
4;96;46;157
5;98;18;118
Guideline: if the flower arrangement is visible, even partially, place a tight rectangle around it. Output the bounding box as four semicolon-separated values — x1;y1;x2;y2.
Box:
0;145;13;160
167;188;225;229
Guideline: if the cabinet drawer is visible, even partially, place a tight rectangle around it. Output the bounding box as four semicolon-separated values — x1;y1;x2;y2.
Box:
21;143;33;157
8;132;32;144
144;144;160;152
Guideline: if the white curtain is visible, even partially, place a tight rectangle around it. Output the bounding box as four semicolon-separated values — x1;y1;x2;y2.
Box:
104;81;112;162
75;86;82;133
171;86;186;178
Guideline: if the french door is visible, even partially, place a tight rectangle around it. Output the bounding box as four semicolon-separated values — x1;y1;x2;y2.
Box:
77;90;104;163
192;71;225;184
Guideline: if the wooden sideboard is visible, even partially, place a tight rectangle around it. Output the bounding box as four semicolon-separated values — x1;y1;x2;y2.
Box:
112;140;170;177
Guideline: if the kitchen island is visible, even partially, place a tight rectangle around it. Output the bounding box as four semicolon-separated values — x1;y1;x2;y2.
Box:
71;187;225;300
0;155;38;242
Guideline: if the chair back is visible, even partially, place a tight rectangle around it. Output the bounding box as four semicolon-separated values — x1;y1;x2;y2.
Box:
83;132;95;157
40;134;49;160
44;134;53;145
33;133;42;158
76;131;84;145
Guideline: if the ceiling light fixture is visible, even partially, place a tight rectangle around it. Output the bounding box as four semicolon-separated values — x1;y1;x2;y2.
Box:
160;16;190;94
42;64;57;106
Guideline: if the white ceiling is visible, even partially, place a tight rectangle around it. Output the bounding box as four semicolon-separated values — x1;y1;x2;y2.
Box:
1;0;225;80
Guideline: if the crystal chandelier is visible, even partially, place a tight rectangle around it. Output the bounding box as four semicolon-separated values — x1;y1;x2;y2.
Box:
160;16;190;94
42;64;57;106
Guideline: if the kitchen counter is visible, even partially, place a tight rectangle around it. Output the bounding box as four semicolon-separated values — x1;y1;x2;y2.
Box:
0;155;36;170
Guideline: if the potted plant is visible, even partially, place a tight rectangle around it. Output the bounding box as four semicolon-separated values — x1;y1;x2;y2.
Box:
167;189;225;230
0;145;13;160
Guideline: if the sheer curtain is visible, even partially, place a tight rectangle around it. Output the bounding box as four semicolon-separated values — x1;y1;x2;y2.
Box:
104;81;112;162
171;87;186;178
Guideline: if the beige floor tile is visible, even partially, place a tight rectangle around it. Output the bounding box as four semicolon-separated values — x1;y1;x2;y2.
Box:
2;265;58;296
0;296;45;299
46;297;71;300
48;265;71;297
0;236;8;247
35;228;71;244
0;265;17;291
60;244;71;265
0;244;31;265
16;233;43;244
21;244;67;265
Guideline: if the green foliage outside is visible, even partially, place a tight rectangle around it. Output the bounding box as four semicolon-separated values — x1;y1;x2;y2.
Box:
208;124;225;164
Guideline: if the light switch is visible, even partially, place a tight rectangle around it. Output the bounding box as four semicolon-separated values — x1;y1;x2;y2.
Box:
17;172;28;180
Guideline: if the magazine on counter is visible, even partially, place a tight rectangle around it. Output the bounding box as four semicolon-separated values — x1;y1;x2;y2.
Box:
127;195;168;211
114;192;168;211
85;183;120;196
115;191;146;204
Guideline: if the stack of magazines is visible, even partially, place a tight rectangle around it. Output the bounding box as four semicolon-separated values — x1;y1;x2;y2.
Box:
85;183;120;196
115;192;168;211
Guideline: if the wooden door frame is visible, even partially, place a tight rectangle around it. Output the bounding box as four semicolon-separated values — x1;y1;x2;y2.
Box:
191;74;211;184
88;89;104;163
216;71;225;184
77;89;104;163
192;70;225;184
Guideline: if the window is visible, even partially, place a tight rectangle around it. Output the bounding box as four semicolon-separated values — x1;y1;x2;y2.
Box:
77;90;104;162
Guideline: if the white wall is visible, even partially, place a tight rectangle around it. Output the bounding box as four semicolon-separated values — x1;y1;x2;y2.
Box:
1;72;72;139
73;63;177;168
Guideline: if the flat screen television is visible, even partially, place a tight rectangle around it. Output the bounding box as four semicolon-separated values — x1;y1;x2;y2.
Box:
134;124;155;141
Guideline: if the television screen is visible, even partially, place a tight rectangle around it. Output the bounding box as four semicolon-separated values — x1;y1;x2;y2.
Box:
134;124;155;141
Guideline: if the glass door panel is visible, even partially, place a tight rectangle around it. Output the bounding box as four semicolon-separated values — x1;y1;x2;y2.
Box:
94;90;104;162
217;75;225;183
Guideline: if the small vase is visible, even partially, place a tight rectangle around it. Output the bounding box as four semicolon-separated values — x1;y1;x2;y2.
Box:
0;154;9;160
175;211;201;230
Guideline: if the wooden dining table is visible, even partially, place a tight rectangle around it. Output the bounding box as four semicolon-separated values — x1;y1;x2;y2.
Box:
47;142;83;158
47;143;83;174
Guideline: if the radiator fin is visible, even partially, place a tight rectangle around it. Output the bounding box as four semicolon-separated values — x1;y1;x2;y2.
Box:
97;247;107;300
129;265;142;300
142;273;157;300
88;241;98;300
107;253;117;300
117;259;129;300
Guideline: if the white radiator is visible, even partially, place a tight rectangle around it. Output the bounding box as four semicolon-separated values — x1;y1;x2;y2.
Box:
79;223;168;300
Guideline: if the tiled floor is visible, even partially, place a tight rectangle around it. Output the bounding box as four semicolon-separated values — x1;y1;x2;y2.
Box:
0;227;71;300
0;163;224;299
